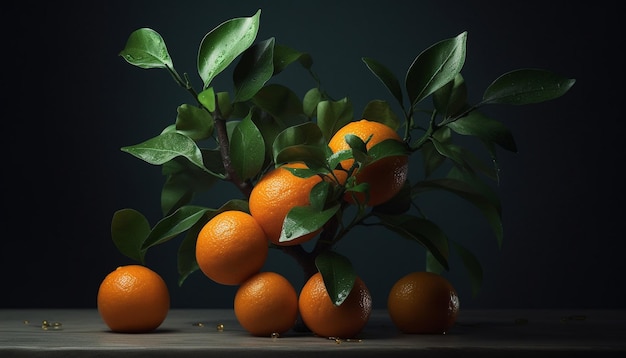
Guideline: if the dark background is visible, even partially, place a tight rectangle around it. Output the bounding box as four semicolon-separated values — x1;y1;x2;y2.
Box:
2;1;624;310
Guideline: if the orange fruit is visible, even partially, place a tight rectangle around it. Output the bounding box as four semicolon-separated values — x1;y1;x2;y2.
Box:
249;162;324;246
387;271;460;334
97;264;170;333
328;119;408;206
195;210;268;285
298;272;372;338
234;271;299;336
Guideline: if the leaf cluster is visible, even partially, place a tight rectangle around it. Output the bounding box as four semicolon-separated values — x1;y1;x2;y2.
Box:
111;9;575;304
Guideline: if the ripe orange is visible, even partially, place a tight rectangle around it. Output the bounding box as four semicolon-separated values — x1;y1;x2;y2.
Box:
249;162;323;246
234;271;299;336
97;265;170;333
298;272;372;338
195;210;268;285
328;119;408;206
387;271;460;334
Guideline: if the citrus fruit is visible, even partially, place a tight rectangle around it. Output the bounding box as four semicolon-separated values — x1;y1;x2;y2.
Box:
234;271;299;336
298;272;372;338
328;119;408;206
97;264;170;333
249;162;323;246
195;210;268;285
387;271;460;334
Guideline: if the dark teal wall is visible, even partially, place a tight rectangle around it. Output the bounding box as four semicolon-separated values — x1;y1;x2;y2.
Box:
3;0;624;309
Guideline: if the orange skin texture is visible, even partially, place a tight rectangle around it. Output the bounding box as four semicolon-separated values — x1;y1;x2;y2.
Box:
195;210;268;285
234;271;299;336
328;119;408;206
387;271;460;334
298;272;372;338
97;265;170;333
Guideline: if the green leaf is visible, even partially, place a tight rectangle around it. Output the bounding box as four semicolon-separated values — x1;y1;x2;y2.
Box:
177;220;203;286
111;209;150;264
482;68;576;105
315;251;357;306
273;43;312;75
197;9;261;88
406;31;467;106
119;28;174;70
272;122;327;167
429;137;474;173
230;114;265;181
425;250;445;274
233;37;275;102
121;132;209;173
451;241;483;296
280;203;339;244
433;73;469;118
316;98;354;142
361;100;401;130
447;110;517;152
142;206;210;249
303;88;323;118
175;104;214;141
252;84;305;123
198;88;216;112
421;140;446;178
376;214;450;270
362;57;404;106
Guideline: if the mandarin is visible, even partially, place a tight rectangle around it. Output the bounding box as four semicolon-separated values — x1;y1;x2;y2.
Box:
387;271;460;334
195;210;268;285
249;163;323;246
97;265;170;333
328;119;408;206
234;271;299;337
298;272;372;338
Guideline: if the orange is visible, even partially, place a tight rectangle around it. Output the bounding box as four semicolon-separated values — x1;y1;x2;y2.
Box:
328;119;408;206
249;162;323;246
234;271;299;336
97;264;170;333
195;210;268;285
298;272;372;338
387;271;460;334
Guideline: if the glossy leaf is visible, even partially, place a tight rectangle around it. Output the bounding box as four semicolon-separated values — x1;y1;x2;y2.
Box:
252;84;305;123
429;138;474;173
176;220;204;286
362;57;404;106
198;88;216;112
280;203;339;244
230;114;265;181
316;98;354;142
142;206;210;249
272;122;327;167
447;110;517;152
361;100;401;130
111;209;150;264
119;28;173;70
406;31;467;106
198;9;261;88
174;104;214;141
233;37;275;102
376;214;450;271
121;132;209;173
433;73;469;118
303;88;323;117
315;251;357;306
273;43;312;75
482;69;575;105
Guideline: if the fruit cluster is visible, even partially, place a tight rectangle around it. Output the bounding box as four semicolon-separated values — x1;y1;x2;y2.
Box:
101;9;574;338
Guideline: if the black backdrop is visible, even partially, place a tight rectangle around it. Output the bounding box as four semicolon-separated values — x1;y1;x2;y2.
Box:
2;1;624;309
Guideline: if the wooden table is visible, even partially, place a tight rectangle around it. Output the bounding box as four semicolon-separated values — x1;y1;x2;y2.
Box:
1;309;625;357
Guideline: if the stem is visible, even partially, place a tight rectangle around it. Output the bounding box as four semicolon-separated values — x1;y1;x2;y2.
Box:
212;98;253;198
